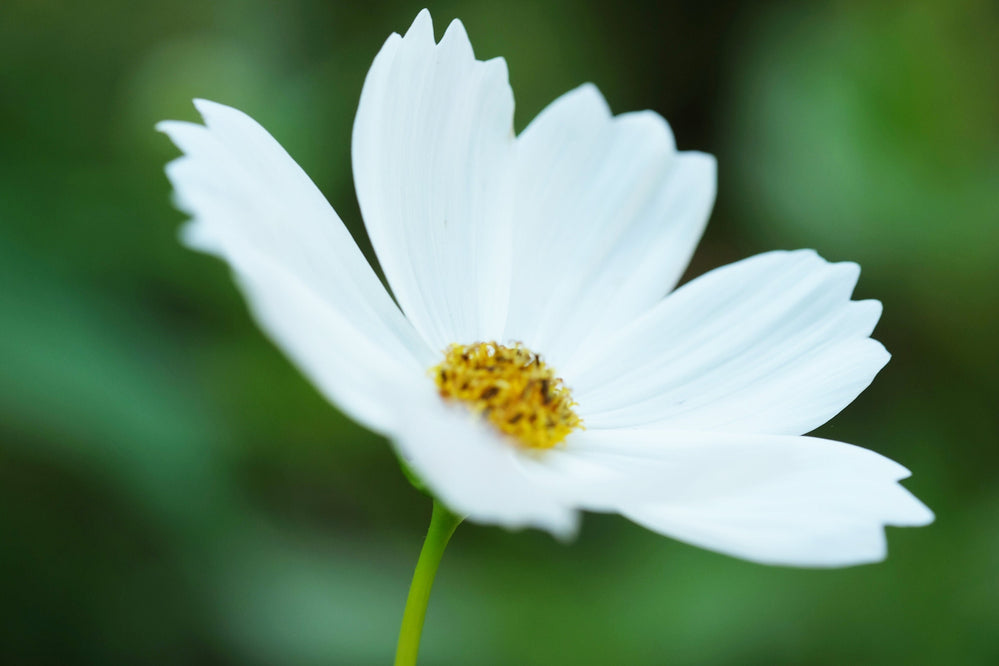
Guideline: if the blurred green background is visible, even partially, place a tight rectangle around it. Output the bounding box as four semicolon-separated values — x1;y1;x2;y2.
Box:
1;0;996;664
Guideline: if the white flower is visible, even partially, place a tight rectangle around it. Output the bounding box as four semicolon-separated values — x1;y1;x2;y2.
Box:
158;9;932;567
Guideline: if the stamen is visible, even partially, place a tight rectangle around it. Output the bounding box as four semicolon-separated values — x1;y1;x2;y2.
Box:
431;342;582;449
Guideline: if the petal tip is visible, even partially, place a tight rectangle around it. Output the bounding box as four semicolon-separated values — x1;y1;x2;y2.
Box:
191;97;220;115
693;150;718;172
192;98;244;128
406;8;435;40
834;259;862;286
797;247;822;261
441;16;470;42
550;512;581;542
891;485;935;526
439;17;478;63
857;298;884;319
569;82;611;117
872;338;891;367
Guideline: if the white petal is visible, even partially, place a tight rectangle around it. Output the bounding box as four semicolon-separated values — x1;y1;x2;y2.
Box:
226;245;425;434
158;101;434;433
352;10;515;351
393;391;578;538
534;429;932;567
503;83;716;367
568;250;889;435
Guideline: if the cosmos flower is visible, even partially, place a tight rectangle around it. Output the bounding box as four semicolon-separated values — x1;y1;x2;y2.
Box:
158;9;931;567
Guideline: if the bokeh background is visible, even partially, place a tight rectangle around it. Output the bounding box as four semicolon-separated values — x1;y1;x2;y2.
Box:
2;0;996;664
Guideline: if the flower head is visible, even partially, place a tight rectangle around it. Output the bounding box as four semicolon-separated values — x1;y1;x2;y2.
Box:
158;10;932;567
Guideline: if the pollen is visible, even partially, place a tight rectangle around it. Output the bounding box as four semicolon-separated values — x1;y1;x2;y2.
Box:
432;342;582;449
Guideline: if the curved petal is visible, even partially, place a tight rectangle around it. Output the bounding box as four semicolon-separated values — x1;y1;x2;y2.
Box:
393;390;578;538
224;245;425;434
158;101;434;433
526;429;932;567
352;10;515;352
567;250;889;436
503;83;716;368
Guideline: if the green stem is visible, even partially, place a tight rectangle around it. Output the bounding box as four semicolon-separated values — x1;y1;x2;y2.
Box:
395;500;462;666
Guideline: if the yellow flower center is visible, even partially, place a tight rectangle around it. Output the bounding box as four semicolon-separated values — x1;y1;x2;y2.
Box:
432;342;582;449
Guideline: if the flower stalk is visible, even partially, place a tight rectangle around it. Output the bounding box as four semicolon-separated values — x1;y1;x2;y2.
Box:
395;500;462;666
